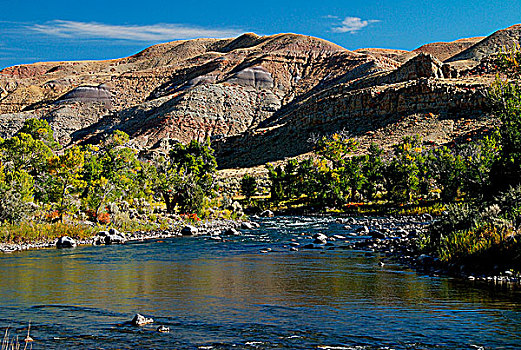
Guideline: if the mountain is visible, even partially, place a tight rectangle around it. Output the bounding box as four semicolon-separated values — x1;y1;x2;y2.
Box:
0;26;514;168
409;37;484;61
446;24;521;63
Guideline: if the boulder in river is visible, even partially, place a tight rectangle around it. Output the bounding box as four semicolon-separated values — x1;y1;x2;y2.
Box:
157;325;170;333
56;236;77;249
370;230;386;239
312;233;328;244
356;226;370;234
223;227;240;236
259;210;274;217
181;225;199;236
104;233;126;245
131;314;154;326
241;222;255;230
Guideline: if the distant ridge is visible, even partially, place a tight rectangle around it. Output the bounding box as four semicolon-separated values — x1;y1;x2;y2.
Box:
447;24;521;62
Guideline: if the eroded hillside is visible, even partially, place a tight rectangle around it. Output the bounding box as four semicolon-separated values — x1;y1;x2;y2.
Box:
0;25;519;168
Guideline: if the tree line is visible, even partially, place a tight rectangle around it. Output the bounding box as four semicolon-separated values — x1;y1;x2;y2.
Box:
0;122;218;224
264;132;500;209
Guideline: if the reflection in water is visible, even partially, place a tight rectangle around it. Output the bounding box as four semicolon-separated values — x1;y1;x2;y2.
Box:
1;216;521;349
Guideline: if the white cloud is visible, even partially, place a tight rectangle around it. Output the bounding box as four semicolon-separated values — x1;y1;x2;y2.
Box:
28;20;244;41
331;17;380;34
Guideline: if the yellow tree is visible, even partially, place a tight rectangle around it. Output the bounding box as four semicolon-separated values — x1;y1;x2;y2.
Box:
47;146;86;222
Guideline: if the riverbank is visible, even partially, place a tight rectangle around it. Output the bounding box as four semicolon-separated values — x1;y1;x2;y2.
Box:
320;215;521;286
2;213;519;286
0;218;247;253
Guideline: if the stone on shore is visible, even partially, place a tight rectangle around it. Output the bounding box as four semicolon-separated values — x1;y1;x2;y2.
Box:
181;225;199;236
104;233;126;245
97;231;109;237
56;236;77;249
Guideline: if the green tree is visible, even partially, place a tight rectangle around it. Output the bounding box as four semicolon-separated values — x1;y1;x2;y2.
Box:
459;134;500;199
17;118;60;149
81;130;141;218
241;174;258;201
0;132;53;204
489;46;521;191
0;163;35;223
428;146;465;202
386;136;429;204
267;164;286;205
315;134;360;206
0;133;53;175
153;139;217;214
360;143;385;201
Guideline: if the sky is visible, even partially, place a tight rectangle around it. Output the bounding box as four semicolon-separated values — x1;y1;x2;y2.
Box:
0;0;520;69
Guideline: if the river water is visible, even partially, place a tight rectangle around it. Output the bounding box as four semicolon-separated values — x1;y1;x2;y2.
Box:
1;216;521;349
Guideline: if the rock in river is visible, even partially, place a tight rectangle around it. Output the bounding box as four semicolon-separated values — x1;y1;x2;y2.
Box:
131;314;154;326
223;227;240;236
157;325;170;333
56;236;77;249
259;210;274;217
312;233;328;244
241;222;255;230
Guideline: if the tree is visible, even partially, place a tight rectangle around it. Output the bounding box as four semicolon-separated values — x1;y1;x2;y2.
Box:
47;146;86;222
241;174;258;201
267;164;286;205
386;136;429;204
428;146;465;202
81;131;141;218
361;143;385;201
0;164;34;223
152;139;217;214
0;132;53;203
0;133;53;175
488;46;521;191
315;134;360;206
17;118;60;149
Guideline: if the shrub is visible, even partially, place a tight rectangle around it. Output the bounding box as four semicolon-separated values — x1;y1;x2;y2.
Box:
241;174;258;200
0;187;32;224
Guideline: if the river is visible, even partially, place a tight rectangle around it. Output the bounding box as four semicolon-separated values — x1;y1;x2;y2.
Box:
1;216;521;349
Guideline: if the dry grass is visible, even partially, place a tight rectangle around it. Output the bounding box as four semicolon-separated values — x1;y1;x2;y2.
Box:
0;222;98;244
2;324;33;350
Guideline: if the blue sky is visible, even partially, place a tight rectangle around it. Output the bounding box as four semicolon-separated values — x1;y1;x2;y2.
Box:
0;0;520;69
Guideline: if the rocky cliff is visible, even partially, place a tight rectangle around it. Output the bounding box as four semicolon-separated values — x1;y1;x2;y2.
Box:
0;25;518;168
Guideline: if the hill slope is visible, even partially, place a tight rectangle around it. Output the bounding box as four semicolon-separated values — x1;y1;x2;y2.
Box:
0;27;508;168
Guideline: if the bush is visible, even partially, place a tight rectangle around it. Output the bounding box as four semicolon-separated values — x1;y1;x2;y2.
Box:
436;223;516;264
0;187;32;224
